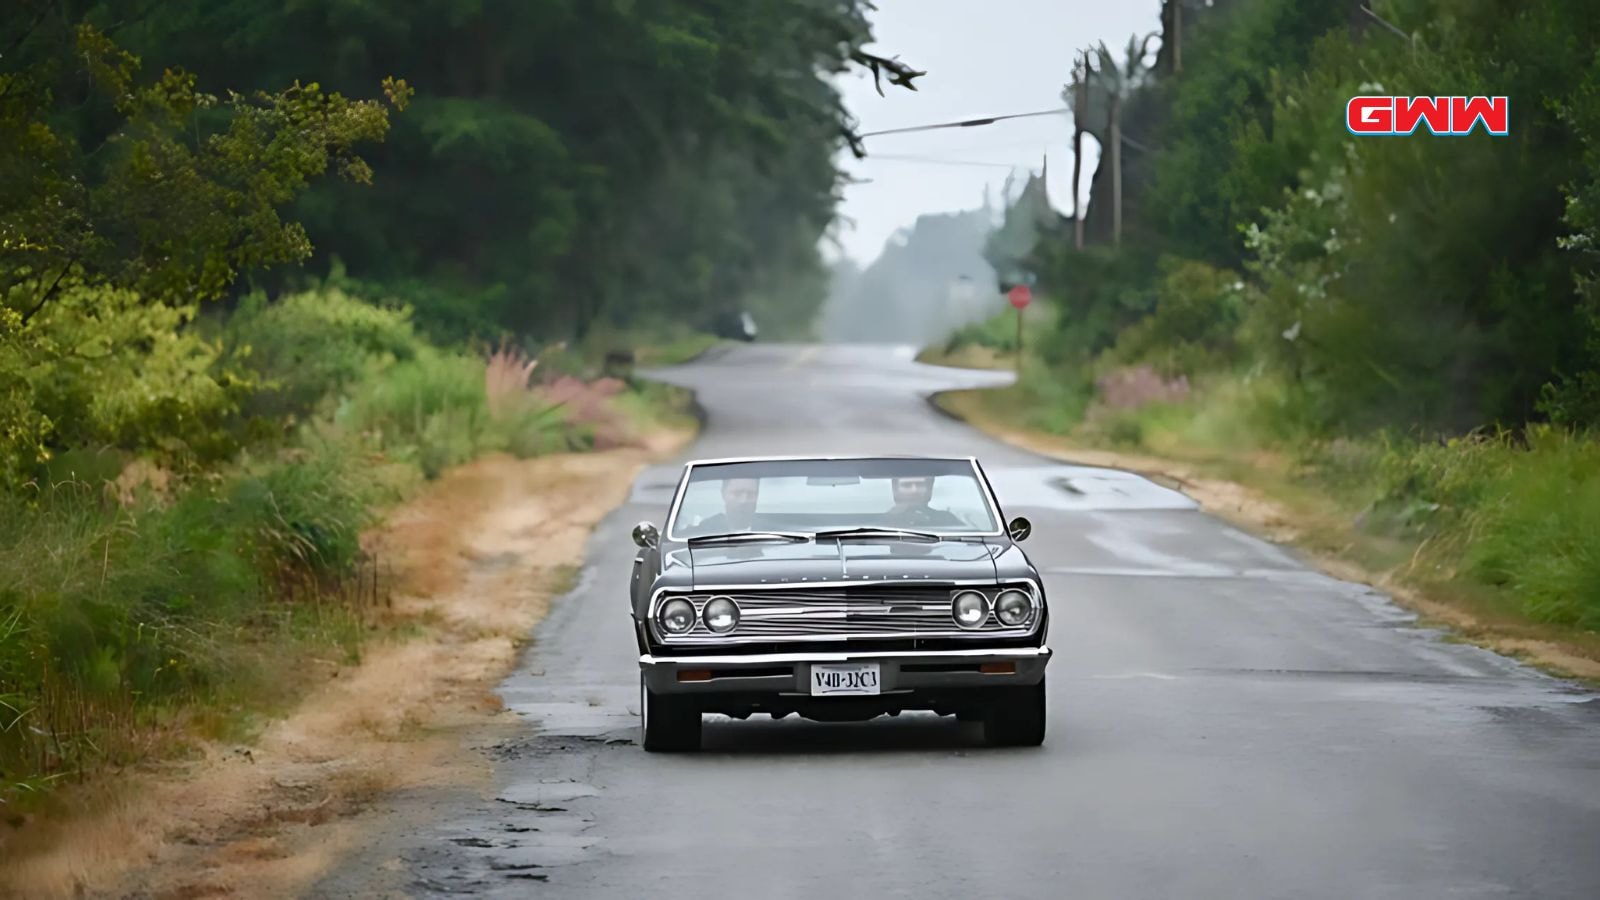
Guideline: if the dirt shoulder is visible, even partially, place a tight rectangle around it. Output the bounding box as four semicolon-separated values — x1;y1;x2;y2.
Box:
1;429;691;900
933;388;1600;684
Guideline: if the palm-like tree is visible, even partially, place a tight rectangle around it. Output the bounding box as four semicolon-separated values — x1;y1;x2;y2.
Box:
1065;51;1090;249
1064;33;1158;246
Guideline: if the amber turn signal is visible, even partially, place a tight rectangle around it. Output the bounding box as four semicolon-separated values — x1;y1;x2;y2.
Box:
979;662;1016;675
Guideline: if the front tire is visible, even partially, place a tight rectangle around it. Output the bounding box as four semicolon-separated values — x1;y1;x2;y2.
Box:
641;675;701;752
983;677;1046;747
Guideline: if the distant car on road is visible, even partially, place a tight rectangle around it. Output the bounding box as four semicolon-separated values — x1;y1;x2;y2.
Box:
628;455;1051;751
712;311;758;342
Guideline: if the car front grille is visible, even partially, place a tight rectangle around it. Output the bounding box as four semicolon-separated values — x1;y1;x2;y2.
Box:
651;583;1041;646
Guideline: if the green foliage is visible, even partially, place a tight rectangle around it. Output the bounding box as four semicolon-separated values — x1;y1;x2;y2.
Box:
1152;0;1356;266
1461;429;1600;628
223;287;422;423
1;282;244;481
225;443;385;582
0;18;404;310
1;16;401;480
0;438;388;800
335;348;570;479
1030;242;1161;364
1236;1;1595;432
1107;259;1247;376
112;0;887;342
1362;426;1600;628
943;310;1024;356
2;3;816;807
1015;0;1600;435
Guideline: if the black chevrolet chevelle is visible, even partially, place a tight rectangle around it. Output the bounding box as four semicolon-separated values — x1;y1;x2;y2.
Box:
629;455;1051;752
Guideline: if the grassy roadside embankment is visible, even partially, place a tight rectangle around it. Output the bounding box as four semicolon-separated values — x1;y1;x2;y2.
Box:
0;287;705;897
921;329;1600;684
2;437;692;899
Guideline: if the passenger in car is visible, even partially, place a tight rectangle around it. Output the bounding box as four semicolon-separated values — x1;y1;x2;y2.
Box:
885;476;964;527
693;478;761;533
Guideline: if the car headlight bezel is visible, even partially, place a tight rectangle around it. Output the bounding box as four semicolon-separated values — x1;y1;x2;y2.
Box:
702;596;740;634
951;589;990;630
994;588;1034;626
658;598;697;635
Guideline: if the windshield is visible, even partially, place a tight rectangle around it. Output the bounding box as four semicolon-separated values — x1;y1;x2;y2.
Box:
667;458;1000;539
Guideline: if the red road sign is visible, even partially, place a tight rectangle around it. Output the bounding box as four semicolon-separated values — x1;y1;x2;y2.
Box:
1008;284;1032;310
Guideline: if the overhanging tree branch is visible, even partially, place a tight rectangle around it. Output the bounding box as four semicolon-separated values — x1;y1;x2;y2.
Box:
850;50;925;97
20;256;76;326
839;50;923;157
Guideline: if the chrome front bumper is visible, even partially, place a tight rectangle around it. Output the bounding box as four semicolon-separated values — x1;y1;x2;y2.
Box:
639;646;1051;695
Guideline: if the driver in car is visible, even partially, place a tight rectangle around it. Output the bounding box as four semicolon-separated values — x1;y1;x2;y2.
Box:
693;477;761;533
885;475;964;528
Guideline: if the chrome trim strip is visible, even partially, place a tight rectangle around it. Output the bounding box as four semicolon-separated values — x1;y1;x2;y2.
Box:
680;454;985;466
641;646;1052;666
644;578;1044;643
662;456;1006;542
656;630;1033;646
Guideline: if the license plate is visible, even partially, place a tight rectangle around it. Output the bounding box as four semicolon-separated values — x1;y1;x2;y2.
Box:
810;662;881;696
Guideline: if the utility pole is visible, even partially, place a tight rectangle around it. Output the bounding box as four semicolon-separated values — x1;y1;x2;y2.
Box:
1071;50;1087;250
1016;303;1024;374
1172;0;1183;74
1357;3;1417;61
1007;285;1032;375
1110;92;1122;247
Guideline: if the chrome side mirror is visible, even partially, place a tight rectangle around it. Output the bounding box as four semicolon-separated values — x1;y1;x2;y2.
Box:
632;521;660;549
1007;516;1032;542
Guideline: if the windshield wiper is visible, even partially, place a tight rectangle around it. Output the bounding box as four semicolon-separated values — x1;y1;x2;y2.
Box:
814;527;941;543
685;530;811;545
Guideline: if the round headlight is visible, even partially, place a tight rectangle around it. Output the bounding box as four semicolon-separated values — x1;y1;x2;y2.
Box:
702;596;740;634
995;589;1033;626
658;598;696;635
951;590;990;629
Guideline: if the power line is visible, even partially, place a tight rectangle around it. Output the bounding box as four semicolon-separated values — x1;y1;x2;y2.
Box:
862;154;1024;169
1119;133;1155;154
858;107;1071;139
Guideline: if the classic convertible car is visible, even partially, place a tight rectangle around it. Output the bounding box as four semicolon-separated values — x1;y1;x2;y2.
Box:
629;455;1051;751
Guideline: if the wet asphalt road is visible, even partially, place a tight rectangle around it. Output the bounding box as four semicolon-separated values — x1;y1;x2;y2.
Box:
318;344;1600;899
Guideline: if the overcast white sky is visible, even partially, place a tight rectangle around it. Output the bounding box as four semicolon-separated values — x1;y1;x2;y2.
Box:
826;0;1163;265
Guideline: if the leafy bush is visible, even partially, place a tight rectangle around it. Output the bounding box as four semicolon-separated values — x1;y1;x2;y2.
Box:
226;443;388;584
336;349;486;478
1020;370;1095;436
336;347;570;478
1108;260;1247;377
1;283;243;482
1369;433;1515;535
0;437;390;801
943;310;1021;356
1460;429;1600;627
223;288;423;423
1355;427;1600;628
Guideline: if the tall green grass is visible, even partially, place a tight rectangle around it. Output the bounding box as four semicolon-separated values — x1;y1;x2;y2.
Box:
0;441;393;805
1070;372;1600;632
0;289;605;808
1378;427;1600;629
335;348;572;478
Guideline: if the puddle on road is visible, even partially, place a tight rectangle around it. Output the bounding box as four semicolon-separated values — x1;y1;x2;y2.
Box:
985;465;1197;512
498;780;600;807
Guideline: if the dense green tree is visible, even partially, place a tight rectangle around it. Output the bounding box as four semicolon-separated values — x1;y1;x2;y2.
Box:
1011;0;1600;434
105;0;887;341
1;5;404;477
1151;0;1355;267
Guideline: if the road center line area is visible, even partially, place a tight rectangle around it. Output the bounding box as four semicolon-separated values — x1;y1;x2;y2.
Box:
313;345;1600;900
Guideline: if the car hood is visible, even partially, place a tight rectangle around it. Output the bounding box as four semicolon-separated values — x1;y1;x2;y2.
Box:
685;539;1000;589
